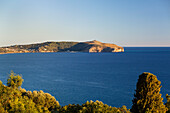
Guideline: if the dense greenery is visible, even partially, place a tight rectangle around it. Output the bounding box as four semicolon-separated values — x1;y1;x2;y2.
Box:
0;71;169;113
0;72;60;113
166;94;170;113
131;72;167;113
59;100;131;113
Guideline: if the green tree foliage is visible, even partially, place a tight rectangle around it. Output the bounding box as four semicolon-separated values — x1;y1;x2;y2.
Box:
0;71;60;113
0;76;39;112
22;90;60;112
166;94;170;113
131;72;167;113
7;71;23;88
0;103;8;113
80;100;120;113
59;100;130;113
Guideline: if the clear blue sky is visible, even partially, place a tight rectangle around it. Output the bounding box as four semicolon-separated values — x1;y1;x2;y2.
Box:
0;0;170;47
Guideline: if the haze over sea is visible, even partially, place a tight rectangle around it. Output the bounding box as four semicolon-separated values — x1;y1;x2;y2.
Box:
0;47;170;108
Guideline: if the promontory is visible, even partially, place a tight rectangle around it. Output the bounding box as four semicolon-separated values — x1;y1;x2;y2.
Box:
0;40;124;54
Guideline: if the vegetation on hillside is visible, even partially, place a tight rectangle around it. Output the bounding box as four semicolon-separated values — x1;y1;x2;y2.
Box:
2;42;78;53
0;71;169;113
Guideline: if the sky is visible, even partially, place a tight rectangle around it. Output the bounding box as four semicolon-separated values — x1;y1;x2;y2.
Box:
0;0;170;47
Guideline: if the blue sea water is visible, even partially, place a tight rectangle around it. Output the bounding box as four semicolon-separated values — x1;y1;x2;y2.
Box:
0;47;170;108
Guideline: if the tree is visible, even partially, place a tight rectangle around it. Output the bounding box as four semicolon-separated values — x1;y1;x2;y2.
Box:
166;94;170;113
7;71;23;88
131;72;167;113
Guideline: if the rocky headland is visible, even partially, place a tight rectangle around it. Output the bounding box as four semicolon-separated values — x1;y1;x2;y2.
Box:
0;40;124;54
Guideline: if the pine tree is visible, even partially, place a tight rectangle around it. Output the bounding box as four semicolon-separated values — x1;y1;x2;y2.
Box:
166;94;170;113
131;72;167;113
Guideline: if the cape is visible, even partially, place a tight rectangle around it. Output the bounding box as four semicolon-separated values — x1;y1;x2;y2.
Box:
0;40;124;54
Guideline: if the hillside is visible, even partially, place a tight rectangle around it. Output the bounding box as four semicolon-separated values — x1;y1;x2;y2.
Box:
0;40;124;54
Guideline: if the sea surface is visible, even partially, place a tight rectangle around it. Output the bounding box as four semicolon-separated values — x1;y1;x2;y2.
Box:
0;47;170;108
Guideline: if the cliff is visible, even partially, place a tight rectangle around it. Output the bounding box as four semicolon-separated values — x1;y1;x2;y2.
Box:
0;40;124;54
69;40;124;52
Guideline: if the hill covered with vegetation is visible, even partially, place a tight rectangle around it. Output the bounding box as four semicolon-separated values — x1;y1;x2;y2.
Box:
0;71;169;113
0;40;124;54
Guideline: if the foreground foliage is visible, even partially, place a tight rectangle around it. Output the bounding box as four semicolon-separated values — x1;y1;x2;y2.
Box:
0;72;60;113
166;94;170;113
0;71;169;113
131;72;167;113
0;72;130;113
59;100;130;113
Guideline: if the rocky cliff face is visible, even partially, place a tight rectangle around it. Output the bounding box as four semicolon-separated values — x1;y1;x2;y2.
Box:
88;40;124;52
0;40;124;54
69;40;124;52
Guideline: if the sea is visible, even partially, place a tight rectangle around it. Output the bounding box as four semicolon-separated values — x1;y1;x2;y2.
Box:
0;47;170;108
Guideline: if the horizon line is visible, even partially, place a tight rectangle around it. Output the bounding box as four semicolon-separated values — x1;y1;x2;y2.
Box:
0;40;170;48
123;45;170;47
